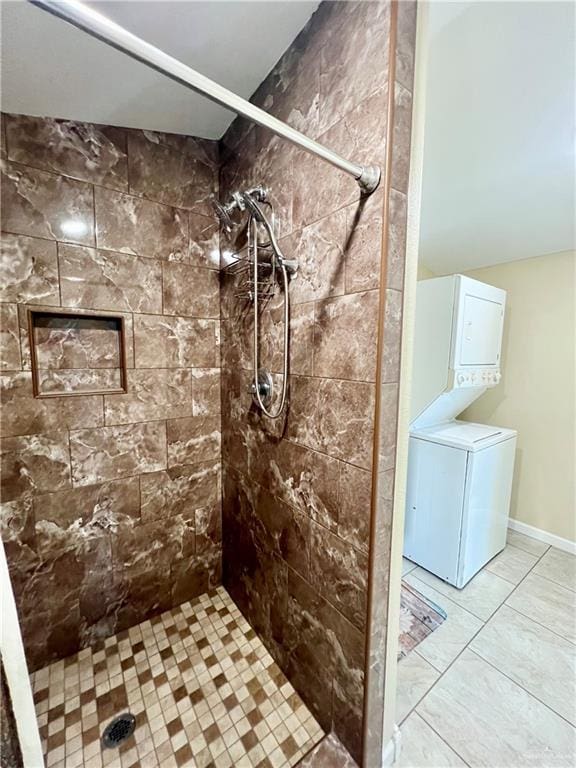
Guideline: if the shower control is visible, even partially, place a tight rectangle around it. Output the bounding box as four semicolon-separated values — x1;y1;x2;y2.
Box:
251;369;273;409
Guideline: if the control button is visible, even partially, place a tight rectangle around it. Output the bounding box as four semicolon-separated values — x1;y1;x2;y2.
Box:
457;373;466;385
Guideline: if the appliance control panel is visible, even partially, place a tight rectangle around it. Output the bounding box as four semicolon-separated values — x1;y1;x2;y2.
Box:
449;369;501;389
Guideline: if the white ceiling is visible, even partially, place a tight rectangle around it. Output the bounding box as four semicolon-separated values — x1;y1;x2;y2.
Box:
0;0;319;139
420;1;575;274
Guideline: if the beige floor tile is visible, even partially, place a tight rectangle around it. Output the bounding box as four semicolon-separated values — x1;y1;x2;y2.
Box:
506;572;576;643
411;566;514;621
533;548;576;591
485;544;539;584
471;604;576;725
404;574;483;671
402;558;417;576
417;649;576;767
396;651;440;724
506;529;550;557
398;712;466;768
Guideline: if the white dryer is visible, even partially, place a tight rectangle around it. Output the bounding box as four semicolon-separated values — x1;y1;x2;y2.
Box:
404;274;517;588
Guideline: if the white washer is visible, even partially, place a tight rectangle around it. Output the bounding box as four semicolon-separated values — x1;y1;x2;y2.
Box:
404;421;517;588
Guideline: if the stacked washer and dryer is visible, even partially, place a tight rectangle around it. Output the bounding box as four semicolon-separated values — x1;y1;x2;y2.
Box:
404;275;517;588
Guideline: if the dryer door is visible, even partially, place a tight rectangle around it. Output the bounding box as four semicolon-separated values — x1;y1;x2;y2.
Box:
459;293;504;366
452;276;506;368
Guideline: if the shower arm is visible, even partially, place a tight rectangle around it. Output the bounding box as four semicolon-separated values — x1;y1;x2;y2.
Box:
29;0;381;194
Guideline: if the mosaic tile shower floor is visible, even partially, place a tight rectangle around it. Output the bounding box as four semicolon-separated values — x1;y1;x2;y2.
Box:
31;587;324;768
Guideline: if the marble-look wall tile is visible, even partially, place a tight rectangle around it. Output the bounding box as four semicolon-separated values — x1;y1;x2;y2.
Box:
195;502;222;555
377;383;399;473
104;368;192;425
344;190;385;294
313;290;379;381
1;161;95;245
32;317;121;371
287;376;375;469
189;213;220;270
391;82;414;194
0;113;6;158
284;568;365;736
339;463;372;553
170;548;221;606
309;521;368;630
1;432;71;501
162;262;220;318
0;496;35;553
0;304;21;370
140;461;220;523
18;303;135;371
284;209;347;304
70;421;167;486
94;186;188;261
251;21;321;141
59;244;162;313
112;517;194;575
192;368;221;417
37;368;121;396
127;130;217;214
387;189;408;291
0;371;103;436
258;439;340;532
381;289;403;384
33;477;140;530
1;111;224;672
166;415;221;468
318;0;391;134
4;114;128;191
0;233;60;305
134;314;219;368
292;87;388;230
219;5;413;762
396;2;418;94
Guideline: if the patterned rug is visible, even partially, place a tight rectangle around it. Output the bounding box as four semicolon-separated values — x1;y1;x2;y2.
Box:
398;581;447;660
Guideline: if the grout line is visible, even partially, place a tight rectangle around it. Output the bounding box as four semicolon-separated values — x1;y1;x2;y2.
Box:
517;567;576;594
399;543;557;751
398;544;550;723
466;646;576;729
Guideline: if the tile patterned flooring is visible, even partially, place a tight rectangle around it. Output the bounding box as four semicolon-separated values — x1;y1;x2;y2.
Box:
31;587;324;768
397;532;576;767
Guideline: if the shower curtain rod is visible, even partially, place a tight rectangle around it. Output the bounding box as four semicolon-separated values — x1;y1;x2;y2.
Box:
30;0;381;194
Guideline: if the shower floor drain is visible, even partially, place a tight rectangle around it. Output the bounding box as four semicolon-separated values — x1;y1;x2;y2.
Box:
101;713;136;749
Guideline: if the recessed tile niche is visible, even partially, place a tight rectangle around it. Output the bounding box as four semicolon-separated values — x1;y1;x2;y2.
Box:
28;309;128;397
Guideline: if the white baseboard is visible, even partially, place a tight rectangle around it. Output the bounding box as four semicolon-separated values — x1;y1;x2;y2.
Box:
508;519;576;556
382;725;402;766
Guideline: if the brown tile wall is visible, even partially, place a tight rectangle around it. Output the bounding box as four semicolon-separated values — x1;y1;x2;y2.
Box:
0;113;222;671
219;1;415;762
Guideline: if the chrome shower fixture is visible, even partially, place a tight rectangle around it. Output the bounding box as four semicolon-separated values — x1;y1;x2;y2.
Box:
212;186;268;232
215;187;296;418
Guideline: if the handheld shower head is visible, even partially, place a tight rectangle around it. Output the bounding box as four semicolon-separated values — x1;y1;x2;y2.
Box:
213;187;270;231
240;191;266;223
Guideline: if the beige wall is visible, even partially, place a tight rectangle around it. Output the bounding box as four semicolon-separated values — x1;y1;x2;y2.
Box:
461;251;576;542
417;262;436;279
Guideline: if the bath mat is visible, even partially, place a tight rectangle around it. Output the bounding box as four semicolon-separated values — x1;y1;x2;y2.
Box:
398;581;447;660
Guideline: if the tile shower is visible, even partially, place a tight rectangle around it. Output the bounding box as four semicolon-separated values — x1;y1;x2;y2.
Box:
0;2;416;767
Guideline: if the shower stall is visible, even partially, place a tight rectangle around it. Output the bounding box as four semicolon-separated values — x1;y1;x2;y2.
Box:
0;2;417;767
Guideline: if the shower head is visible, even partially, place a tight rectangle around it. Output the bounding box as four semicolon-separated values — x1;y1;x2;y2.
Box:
211;198;235;232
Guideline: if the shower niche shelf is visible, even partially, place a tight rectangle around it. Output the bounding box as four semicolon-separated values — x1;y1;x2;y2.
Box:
28;309;128;398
